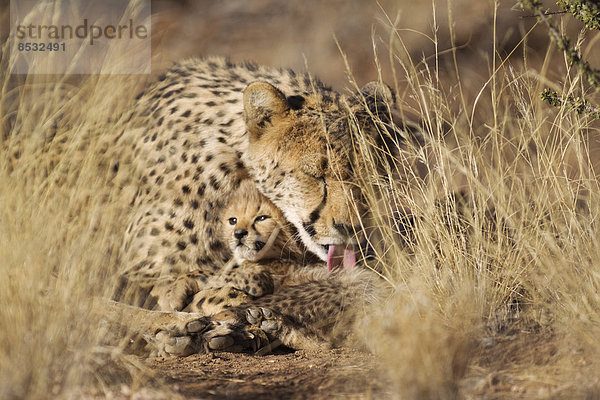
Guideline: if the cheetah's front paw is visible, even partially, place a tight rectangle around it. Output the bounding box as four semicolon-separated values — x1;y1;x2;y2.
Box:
245;306;284;355
145;315;212;357
147;311;269;357
246;306;282;334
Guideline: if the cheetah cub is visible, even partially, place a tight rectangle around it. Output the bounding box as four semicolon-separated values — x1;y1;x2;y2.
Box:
149;181;384;354
222;179;308;266
158;179;318;313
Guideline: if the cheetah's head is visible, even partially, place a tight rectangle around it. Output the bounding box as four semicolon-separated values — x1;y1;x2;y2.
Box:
222;179;294;263
242;80;400;271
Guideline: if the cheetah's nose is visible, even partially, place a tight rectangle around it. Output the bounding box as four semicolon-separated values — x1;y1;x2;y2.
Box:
234;229;248;240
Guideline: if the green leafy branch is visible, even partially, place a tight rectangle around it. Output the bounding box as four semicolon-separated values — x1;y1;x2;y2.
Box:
541;88;600;118
520;0;600;119
557;0;600;30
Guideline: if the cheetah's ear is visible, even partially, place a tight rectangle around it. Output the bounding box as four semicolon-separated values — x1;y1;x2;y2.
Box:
357;82;425;146
243;82;289;140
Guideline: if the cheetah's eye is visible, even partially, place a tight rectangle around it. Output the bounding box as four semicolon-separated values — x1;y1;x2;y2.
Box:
228;217;237;225
255;215;270;222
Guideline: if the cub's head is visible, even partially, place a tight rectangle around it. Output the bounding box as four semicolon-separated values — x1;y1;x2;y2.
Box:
242;80;399;270
222;179;297;262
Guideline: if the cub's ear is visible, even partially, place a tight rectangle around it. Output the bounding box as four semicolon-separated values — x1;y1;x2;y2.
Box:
243;82;289;140
352;81;425;152
359;81;395;112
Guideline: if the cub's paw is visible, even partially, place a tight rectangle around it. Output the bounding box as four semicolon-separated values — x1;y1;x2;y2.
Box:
153;275;200;311
211;309;270;353
145;314;212;357
245;307;282;336
146;311;269;357
245;307;284;355
242;270;275;297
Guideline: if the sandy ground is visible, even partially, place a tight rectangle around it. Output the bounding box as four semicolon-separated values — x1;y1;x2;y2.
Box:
77;330;586;399
83;347;388;399
146;348;386;399
115;330;589;400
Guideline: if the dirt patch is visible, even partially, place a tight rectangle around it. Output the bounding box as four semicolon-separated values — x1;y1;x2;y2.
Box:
460;332;597;399
144;348;388;399
73;331;596;399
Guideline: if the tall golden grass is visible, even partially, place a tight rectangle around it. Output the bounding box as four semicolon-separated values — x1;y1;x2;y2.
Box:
351;6;600;398
1;1;600;399
0;37;154;397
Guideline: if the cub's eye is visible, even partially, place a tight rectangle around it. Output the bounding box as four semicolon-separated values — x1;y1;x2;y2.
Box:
228;217;237;225
255;215;270;222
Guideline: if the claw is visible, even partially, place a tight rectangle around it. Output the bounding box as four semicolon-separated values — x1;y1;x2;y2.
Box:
261;320;279;332
165;336;193;356
255;338;283;356
250;337;258;352
261;307;272;318
247;308;260;324
186;319;209;333
155;330;176;346
208;335;234;350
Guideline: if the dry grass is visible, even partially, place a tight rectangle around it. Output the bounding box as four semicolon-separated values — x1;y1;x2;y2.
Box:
351;5;600;398
0;42;154;397
1;1;600;399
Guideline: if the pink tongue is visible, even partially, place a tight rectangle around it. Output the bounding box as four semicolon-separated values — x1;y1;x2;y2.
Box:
327;244;356;271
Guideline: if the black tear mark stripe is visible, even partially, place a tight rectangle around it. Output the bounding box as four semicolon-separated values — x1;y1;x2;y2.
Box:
287;95;305;110
302;178;327;237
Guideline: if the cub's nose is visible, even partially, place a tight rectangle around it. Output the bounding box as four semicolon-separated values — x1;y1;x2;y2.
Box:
234;229;248;240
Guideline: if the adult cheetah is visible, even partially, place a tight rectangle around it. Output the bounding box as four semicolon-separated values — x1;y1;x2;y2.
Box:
108;57;402;355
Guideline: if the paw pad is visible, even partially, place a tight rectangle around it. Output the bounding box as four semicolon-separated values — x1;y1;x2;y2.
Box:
245;306;280;334
208;335;234;350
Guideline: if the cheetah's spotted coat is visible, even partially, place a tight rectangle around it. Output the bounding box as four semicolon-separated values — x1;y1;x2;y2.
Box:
107;57;397;355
